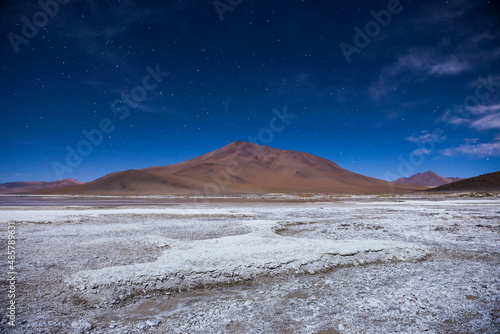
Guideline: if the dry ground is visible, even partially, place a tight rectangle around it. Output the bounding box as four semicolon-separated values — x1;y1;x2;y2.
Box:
0;193;499;333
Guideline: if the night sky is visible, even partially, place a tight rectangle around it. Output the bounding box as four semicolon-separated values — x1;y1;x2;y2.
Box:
1;0;499;183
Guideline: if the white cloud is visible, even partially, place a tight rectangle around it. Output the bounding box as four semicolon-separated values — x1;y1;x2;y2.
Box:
406;130;446;143
440;101;500;132
472;32;498;43
471;112;500;130
466;103;500;114
397;51;471;78
396;51;470;77
430;58;470;75
440;139;500;157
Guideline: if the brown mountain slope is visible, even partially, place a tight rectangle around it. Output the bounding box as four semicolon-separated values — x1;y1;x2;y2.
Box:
394;171;462;187
142;141;422;193
45;141;423;195
0;179;83;194
37;170;211;195
430;171;500;191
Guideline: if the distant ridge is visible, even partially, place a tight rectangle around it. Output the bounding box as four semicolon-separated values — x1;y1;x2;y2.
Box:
0;179;84;194
394;171;463;187
431;171;500;191
35;141;423;195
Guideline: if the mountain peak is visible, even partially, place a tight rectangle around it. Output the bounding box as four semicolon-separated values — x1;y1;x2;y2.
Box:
224;141;273;151
194;141;283;163
228;140;256;146
394;171;462;187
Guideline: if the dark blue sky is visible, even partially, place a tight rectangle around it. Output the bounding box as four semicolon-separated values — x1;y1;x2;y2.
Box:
1;0;499;183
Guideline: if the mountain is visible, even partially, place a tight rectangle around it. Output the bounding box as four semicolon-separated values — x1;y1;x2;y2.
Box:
393;171;463;187
0;179;84;194
36;141;424;195
431;171;500;191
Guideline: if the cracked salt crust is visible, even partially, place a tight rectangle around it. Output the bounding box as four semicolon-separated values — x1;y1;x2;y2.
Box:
66;218;428;304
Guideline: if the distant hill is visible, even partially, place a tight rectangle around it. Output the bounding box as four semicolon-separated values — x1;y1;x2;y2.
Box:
394;171;463;187
36;141;423;195
431;171;500;191
0;179;84;194
446;177;463;183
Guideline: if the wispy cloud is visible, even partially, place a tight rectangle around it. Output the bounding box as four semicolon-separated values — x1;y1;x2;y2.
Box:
440;138;500;157
406;130;446;143
464;138;480;143
440;101;500;131
429;58;470;75
472;32;499;44
370;1;500;102
471;112;500;130
465;103;500;114
411;148;431;155
371;49;472;100
399;51;471;77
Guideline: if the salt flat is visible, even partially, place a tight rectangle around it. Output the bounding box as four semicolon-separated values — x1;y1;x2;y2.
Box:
0;194;499;333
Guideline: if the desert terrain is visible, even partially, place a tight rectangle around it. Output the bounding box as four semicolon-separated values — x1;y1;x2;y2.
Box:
0;192;499;333
3;1;499;333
